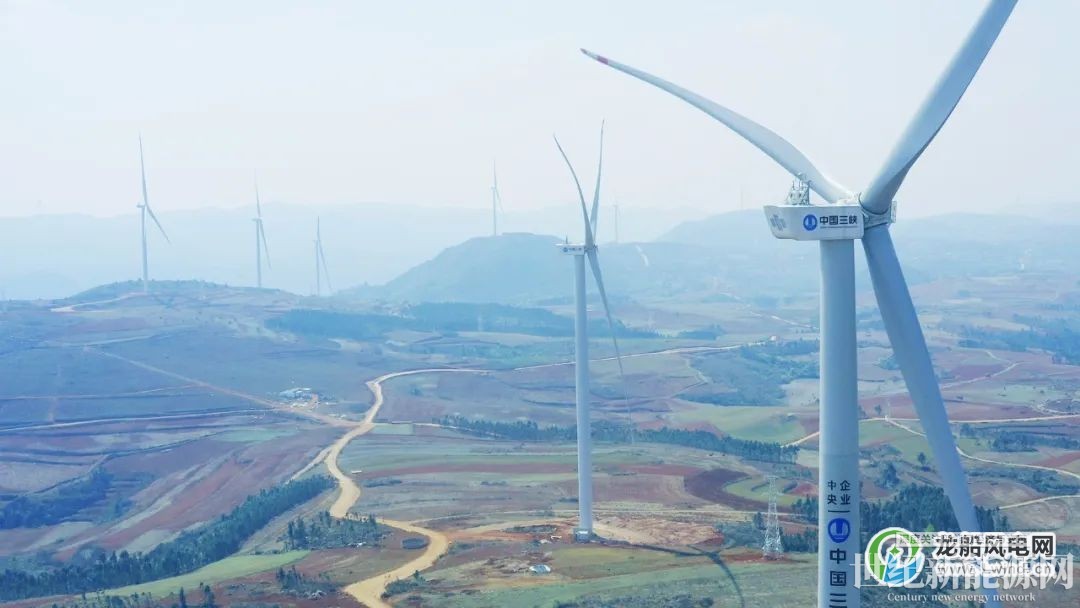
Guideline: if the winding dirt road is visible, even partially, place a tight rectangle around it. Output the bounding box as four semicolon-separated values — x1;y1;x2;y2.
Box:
881;417;1080;510
320;368;480;608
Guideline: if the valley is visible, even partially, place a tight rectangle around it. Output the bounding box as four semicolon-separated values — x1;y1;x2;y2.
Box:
1;258;1078;606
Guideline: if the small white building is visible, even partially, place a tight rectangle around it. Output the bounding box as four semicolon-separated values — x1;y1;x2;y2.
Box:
529;564;552;574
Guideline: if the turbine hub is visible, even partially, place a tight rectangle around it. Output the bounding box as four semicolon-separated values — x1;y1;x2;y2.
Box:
860;195;898;229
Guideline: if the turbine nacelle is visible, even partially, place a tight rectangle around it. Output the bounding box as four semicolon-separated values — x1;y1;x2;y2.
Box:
558;243;590;256
763;202;865;241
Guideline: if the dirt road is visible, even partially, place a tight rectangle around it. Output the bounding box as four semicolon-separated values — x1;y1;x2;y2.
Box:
321;368;479;608
881;418;1080;510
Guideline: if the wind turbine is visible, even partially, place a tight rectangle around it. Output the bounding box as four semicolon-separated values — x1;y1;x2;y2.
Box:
136;135;170;293
553;123;625;542
613;201;620;244
583;1;1015;606
253;176;271;289
491;161;503;236
314;217;332;296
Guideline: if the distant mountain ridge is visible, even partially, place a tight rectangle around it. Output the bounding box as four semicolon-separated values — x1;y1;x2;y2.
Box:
0;202;704;300
342;210;1078;305
8;206;1074;305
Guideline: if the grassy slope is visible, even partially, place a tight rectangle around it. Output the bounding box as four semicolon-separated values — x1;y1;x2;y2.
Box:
104;551;309;597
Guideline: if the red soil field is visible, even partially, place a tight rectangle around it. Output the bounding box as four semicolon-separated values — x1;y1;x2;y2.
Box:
683;467;767;510
53;427;336;559
626;464;702;477
1037;451;1080;469
361;462;571;478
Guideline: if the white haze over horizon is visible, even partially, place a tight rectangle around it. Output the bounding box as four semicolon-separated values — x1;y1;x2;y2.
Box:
1;1;1078;222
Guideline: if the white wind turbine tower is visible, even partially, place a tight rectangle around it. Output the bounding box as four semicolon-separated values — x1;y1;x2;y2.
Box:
612;201;620;244
252;176;271;289
583;1;1015;606
136;136;170;293
314;218;332;296
553;123;625;542
491;161;504;236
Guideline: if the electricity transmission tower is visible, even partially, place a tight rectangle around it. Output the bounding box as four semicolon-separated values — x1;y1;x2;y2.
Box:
763;475;784;559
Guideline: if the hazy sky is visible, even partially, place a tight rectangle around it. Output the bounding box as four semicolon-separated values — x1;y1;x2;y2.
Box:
1;0;1076;219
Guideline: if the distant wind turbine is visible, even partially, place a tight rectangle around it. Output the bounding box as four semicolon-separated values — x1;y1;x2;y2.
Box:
554;123;625;542
253;175;271;288
491;161;503;236
137;135;170;293
314;217;332;296
583;1;1016;605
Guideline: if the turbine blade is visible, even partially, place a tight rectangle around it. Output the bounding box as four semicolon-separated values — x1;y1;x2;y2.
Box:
860;0;1016;214
318;244;332;291
590;121;604;238
581;49;850;204
138;135;150;209
863;227;983;534
553;134;595;246
492;162;505;211
138;136;169;243
254;172;263;219
586;249;624;380
145;204;170;244
315;218;331;290
259;222;271;269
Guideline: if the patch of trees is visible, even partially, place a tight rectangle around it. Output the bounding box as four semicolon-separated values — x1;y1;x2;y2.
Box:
362;478;403;488
683;342;818;406
959;424;1080;452
990;434;1036;452
437;416;799;464
877;461;901;489
789;484;1008;551
382;570;425;598
268;303;654;342
276;565;334;596
176;585;216;608
959;317;1080;365
968;467;1079;496
283;512;384;550
637;427;799;464
267;310;410;340
676;325;726;340
37;585;218;608
877;354;899;370
755;339;819;356
1;468;113;529
0;476;332;601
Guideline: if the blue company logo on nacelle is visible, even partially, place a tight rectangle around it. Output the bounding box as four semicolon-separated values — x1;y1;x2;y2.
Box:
802;213;818;231
828;517;851;543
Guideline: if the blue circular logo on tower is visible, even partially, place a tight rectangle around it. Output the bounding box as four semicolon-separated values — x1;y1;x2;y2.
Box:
803;214;818;231
828;517;851;543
